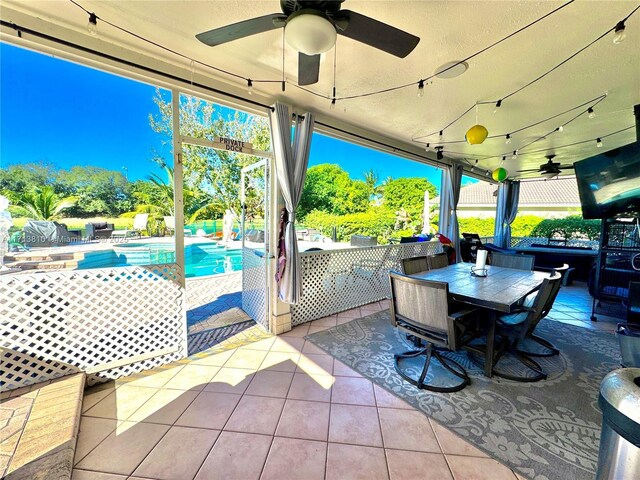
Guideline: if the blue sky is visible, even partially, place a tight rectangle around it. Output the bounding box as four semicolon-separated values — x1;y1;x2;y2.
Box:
1;42;445;188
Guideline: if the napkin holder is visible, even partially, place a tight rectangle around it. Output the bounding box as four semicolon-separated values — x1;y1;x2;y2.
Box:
470;266;488;277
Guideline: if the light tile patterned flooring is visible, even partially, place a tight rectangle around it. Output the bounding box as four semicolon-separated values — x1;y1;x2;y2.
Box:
72;282;613;480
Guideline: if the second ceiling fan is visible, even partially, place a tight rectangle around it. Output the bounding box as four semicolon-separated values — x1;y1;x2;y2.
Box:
517;155;575;178
196;0;420;86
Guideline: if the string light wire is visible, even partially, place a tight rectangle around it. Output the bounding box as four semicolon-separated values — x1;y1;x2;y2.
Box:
414;94;607;145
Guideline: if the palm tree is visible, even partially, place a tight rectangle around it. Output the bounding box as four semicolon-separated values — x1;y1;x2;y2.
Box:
125;164;214;235
11;186;77;220
363;169;379;189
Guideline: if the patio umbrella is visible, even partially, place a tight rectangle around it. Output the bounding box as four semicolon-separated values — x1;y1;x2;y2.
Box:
421;189;430;235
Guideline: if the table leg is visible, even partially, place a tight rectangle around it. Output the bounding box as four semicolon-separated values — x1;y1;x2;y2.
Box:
484;310;496;378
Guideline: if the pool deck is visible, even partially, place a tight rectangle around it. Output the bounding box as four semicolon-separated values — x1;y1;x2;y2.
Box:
4;236;353;273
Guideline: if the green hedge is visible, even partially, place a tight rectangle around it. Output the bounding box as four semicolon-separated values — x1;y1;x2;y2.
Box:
453;215;546;237
530;216;601;240
304;208;398;244
305;211;600;243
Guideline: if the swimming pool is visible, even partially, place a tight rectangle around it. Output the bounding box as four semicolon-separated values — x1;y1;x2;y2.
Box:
76;242;242;278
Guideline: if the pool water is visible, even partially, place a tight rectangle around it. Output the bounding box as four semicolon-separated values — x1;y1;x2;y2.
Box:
77;242;243;278
185;249;242;277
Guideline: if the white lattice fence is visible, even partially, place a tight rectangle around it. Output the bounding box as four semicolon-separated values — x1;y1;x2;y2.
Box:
1;264;186;390
242;248;268;330
291;242;443;325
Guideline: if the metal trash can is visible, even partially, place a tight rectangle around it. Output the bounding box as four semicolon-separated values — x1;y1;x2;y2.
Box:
617;324;640;367
596;368;640;480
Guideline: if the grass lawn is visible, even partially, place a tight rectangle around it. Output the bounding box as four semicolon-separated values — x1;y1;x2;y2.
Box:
11;217;134;231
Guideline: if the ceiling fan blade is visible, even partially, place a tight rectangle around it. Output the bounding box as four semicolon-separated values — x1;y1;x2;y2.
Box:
334;10;420;58
559;164;575;169
196;14;286;46
298;52;320;86
517;168;544;173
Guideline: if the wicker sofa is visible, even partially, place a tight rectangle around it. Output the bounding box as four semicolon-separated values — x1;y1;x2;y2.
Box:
85;222;115;240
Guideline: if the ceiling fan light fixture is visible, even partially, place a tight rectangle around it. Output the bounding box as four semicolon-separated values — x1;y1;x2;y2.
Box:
541;170;559;179
285;12;336;55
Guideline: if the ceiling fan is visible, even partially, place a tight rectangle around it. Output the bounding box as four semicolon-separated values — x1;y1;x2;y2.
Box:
196;0;420;86
516;155;575;178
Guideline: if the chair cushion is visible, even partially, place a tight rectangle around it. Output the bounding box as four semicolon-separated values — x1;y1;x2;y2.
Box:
93;222;108;229
498;311;529;326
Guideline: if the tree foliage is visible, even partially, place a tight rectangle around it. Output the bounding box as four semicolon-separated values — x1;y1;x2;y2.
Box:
57;166;132;216
530;216;601;240
11;186;77;220
0;164;131;217
381;177;438;218
298;164;371;218
149;91;270;218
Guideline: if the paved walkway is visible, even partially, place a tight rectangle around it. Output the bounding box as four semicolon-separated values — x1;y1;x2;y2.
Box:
186;272;251;355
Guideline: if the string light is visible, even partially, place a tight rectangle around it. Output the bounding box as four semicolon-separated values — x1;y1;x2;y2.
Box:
471;159;478;172
417;80;425;97
67;0;638;110
281;81;285;92
493;99;502;114
505;134;512;144
588;107;595;119
424;143;430;151
596;137;603;148
501;156;506;165
439;130;444;138
247;79;253;95
87;12;97;36
512;150;518;160
436;147;444;160
330;98;336;110
613;21;626;44
558;125;564;133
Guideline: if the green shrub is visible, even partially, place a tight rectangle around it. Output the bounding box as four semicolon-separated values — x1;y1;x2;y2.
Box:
530;216;601;240
304;208;398;244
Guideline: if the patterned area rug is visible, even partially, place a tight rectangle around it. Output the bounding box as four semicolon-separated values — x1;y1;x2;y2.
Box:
306;310;621;480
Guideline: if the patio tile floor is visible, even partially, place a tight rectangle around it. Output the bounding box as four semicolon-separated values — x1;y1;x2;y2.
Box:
72;281;613;480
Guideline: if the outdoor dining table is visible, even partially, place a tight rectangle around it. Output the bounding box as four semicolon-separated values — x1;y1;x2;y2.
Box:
410;262;550;377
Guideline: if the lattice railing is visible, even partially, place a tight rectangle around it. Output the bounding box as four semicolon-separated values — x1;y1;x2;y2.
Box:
480;236;599;249
291;242;443;325
510;236;599;249
242;247;268;330
0;264;186;390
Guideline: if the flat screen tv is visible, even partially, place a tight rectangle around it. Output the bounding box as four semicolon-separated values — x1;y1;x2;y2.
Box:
574;142;640;219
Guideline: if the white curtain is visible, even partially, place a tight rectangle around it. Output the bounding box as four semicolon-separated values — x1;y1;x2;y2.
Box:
438;164;463;263
269;103;314;304
494;180;520;248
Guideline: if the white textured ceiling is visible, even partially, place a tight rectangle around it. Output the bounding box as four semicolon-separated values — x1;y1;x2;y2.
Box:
3;0;639;177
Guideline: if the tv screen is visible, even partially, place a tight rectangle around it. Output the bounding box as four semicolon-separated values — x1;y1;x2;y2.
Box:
574;142;640;219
